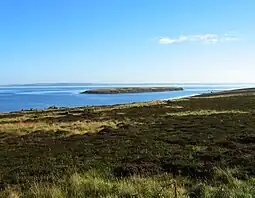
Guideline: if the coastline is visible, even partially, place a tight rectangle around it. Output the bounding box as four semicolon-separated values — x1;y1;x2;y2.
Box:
164;93;201;100
1;87;254;114
165;87;255;100
192;87;255;97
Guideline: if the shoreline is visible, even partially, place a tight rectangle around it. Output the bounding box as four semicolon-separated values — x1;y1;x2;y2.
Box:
192;87;255;97
0;87;254;114
165;87;255;100
164;93;200;100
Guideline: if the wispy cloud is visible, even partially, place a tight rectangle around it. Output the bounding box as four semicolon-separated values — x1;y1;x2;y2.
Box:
159;33;240;44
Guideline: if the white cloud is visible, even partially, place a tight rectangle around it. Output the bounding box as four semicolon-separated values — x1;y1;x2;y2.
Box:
159;37;178;44
159;33;239;44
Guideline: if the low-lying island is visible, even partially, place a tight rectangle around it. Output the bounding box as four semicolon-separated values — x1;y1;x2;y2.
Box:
81;86;184;94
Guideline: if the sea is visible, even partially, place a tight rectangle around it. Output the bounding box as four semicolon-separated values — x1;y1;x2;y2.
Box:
0;83;254;113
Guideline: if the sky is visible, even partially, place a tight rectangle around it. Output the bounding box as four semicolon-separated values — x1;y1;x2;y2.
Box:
0;0;255;84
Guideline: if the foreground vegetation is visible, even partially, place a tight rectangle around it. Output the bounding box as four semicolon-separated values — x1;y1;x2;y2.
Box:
0;89;255;197
81;86;183;94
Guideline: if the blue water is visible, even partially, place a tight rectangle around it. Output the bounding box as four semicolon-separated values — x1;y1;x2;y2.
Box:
0;84;254;112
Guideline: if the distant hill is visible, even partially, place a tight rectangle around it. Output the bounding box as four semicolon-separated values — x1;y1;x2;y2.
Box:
2;83;178;87
2;83;97;87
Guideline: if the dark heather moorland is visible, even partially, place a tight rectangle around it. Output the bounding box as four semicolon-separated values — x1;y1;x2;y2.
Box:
0;88;255;197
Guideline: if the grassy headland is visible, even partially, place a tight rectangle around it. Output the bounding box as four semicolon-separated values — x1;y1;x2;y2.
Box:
81;86;183;94
0;88;255;197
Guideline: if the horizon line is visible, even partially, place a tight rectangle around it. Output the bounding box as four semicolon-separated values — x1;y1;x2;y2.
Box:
1;82;255;86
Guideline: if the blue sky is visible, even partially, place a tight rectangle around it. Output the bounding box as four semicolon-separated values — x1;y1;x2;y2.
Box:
0;0;255;84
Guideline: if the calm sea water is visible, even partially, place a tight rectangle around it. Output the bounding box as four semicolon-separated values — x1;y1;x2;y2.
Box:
0;84;254;113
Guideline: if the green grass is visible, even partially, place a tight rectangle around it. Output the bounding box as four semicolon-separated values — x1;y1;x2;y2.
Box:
1;169;255;197
0;90;255;197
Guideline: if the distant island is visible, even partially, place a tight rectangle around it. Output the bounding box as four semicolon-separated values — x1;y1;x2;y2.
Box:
81;87;184;94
